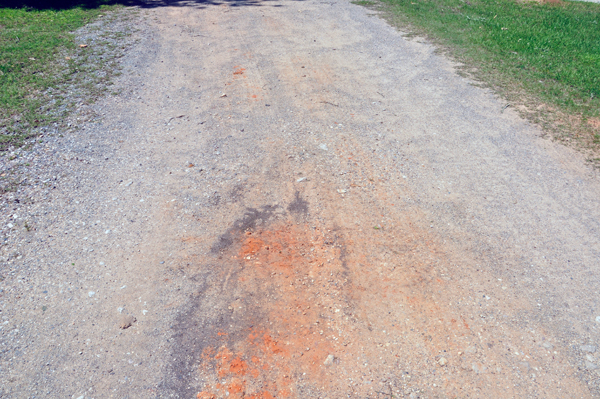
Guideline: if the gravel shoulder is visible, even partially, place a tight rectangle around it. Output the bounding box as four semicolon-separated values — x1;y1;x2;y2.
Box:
2;1;600;398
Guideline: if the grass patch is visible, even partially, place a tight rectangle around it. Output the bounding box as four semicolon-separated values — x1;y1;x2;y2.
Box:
368;0;600;152
0;2;126;149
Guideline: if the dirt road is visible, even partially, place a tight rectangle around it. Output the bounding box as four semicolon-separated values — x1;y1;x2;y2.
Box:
2;0;600;398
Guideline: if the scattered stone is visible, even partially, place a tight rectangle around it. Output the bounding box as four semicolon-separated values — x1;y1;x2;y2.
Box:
581;345;596;353
465;346;477;354
88;291;95;298
319;144;328;151
542;342;554;349
117;307;124;313
585;360;598;370
472;363;486;374
519;361;530;371
324;354;335;366
438;357;448;366
119;315;136;329
595;316;600;323
297;177;307;182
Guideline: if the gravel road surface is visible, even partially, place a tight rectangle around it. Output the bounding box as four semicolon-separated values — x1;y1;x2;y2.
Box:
2;0;600;398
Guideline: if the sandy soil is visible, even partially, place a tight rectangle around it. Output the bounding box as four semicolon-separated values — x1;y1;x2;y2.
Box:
2;0;600;398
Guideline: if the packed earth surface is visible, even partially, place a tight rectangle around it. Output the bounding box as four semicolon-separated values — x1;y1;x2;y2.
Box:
2;0;600;398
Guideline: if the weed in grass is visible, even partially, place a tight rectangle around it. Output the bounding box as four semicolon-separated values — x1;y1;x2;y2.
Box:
0;4;131;149
352;0;377;6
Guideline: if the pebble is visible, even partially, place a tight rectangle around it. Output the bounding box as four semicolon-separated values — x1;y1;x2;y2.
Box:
324;354;335;366
580;345;596;353
88;291;95;298
319;144;328;151
585;360;598;370
297;177;307;182
119;315;136;329
438;357;448;366
472;363;486;374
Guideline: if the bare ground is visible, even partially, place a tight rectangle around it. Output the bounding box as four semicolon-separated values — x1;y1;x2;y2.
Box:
2;1;600;398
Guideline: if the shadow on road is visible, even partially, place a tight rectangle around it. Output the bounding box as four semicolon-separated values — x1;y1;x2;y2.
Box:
0;0;291;9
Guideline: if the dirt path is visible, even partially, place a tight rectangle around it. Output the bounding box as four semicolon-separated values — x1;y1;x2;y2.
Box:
2;1;600;398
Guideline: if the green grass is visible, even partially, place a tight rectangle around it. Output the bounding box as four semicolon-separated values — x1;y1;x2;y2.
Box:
0;2;123;148
372;0;600;146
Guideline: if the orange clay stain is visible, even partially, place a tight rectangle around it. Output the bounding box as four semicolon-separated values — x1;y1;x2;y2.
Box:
233;67;246;77
195;217;589;398
197;223;341;398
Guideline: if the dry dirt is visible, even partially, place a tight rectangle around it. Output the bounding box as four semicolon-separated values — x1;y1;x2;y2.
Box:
2;0;600;398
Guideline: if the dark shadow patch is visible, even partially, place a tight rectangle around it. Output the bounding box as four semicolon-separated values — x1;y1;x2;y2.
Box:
161;274;214;398
210;205;281;254
228;184;245;204
208;193;221;207
287;191;309;215
161;266;267;398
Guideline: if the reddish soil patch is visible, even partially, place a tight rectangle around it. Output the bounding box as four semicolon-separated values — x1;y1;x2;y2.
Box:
233;66;246;78
195;217;589;397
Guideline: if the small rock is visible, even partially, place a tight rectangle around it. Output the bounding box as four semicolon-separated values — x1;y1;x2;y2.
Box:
472;362;486;374
465;346;477;354
438;357;448;366
88;291;95;298
542;342;553;349
595;316;600;323
581;345;596;353
585;360;598;370
319;144;328;151
117;307;124;313
324;354;335;366
119;315;136;329
297;177;307;182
